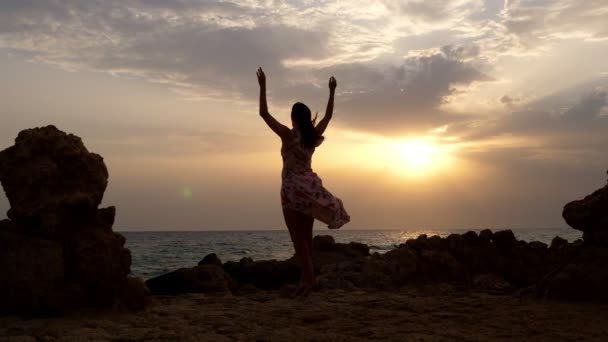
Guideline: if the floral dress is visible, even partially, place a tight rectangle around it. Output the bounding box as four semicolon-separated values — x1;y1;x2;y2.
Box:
280;130;350;229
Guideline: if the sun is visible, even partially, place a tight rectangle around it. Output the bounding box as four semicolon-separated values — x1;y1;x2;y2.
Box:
387;138;454;177
399;141;435;168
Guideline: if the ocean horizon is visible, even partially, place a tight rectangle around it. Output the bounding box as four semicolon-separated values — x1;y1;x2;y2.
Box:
123;227;582;279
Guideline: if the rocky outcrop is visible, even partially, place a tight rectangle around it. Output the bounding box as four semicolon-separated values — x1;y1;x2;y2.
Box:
0;126;148;316
562;170;608;245
146;265;230;295
145;236;367;295
539;170;608;300
146;230;583;297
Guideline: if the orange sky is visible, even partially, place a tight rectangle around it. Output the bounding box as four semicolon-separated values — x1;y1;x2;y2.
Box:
1;0;607;230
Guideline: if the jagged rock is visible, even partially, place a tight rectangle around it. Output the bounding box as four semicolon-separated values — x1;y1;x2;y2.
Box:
550;236;569;250
417;249;468;283
472;274;513;293
223;259;300;290
492;230;517;252
145;230;597;298
529;241;548;250
63;229;132;302
538;170;608;301
541;247;608;301
0;126;108;239
145;265;229;295
312;235;336;251
371;258;414;288
117;277;151;310
199;253;222;267
0;126;148;315
479;229;494;241
562;170;608;245
0;230;66;315
310;235;369;271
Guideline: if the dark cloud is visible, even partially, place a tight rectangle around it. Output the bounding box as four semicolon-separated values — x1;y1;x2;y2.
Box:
562;91;607;121
96;25;328;96
500;95;520;107
316;45;491;133
460;78;608;146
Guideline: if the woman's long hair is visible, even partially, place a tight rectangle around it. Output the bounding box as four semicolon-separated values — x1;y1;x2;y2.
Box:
291;102;323;148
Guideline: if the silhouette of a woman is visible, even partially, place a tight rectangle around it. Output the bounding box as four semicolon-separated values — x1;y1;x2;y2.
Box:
256;67;350;296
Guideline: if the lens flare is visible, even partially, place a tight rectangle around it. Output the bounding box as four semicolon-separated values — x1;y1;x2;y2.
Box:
179;186;193;199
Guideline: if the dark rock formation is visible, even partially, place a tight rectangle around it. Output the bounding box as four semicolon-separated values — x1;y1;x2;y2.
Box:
224;258;300;291
562;170;608;245
539;170;608;300
199;253;222;267
540;246;608;301
146;265;230;295
146;229;583;298
0;126;148;316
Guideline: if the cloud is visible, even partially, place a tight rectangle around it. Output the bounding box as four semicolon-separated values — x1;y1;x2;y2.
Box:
320;45;492;132
457;78;608;155
501;0;608;44
500;95;521;107
0;0;606;139
382;0;484;29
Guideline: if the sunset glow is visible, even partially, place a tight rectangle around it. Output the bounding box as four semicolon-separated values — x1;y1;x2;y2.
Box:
399;141;435;169
0;0;606;230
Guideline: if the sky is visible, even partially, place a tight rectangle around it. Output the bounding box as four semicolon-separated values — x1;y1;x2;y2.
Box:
0;0;607;231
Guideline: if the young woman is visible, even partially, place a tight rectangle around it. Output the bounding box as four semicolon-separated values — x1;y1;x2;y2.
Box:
256;67;350;296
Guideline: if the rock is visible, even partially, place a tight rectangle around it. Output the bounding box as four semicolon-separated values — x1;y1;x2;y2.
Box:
427;235;446;250
405;234;428;250
240;257;254;265
117;277;150;310
379;246;419;286
0;126;108;239
199;253;222;267
462;230;478;242
479;229;494;241
0;126;147;315
492;230;517;251
541;246;608;301
146;265;229;295
446;232;499;274
550;236;569;250
418;250;468;283
472;274;513;293
223;259;300;290
529;241;548;251
312;235;336;251
0;218;18;233
0;230;66;315
310;235;370;271
535;170;608;301
562;170;608;245
344;241;370;257
63;229;133;302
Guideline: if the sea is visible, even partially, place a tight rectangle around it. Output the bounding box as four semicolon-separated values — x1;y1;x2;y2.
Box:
122;228;582;279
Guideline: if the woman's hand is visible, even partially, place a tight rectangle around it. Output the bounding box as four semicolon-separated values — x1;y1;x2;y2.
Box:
329;76;337;92
257;67;266;88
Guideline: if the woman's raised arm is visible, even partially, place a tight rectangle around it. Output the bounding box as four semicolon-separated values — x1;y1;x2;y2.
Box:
257;67;291;140
316;76;336;135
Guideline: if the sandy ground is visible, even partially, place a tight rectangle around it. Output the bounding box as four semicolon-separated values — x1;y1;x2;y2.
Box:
1;287;608;341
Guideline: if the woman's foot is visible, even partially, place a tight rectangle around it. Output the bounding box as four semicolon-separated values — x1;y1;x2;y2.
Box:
291;283;307;297
291;277;319;298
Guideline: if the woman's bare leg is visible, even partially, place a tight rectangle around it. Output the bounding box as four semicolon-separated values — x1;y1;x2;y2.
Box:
283;208;315;294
